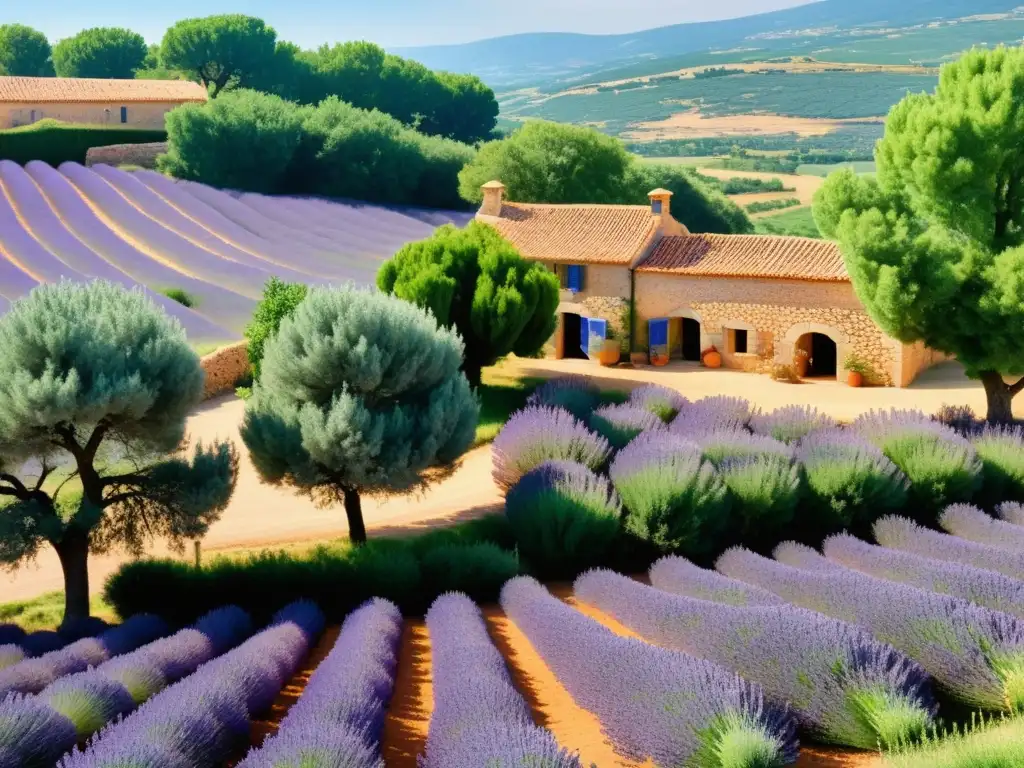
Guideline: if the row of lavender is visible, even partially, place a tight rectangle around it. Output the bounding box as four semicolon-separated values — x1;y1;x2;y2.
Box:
0;618;113;671
492;378;1024;571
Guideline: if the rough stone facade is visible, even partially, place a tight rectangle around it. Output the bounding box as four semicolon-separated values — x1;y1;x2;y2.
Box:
550;264;631;357
86;142;167;169
200;341;250;400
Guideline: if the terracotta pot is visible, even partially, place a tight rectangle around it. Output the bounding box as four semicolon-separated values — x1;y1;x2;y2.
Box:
703;351;722;369
598;339;621;367
794;358;809;378
651;352;670;367
630;351;649;366
847;370;864;388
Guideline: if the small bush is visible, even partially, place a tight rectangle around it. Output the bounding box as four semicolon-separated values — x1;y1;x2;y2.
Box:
749;405;836;444
769;363;800;383
160;287;196;308
744;197;801;214
243;277;308;382
719;455;802;549
421;543;520;603
504;461;622;580
696;429;793;467
628;384;687;422
971;426;1024;509
933;404;982;436
525;377;601;421
0;119;166;165
588;403;663;449
671;395;752;435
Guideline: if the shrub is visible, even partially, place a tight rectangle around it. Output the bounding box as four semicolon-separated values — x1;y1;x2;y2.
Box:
999;502;1024;526
160;287;196;308
491;406;611;492
504;461;622;579
720;545;1024;711
749;405;836;444
525;377;601;421
745;197;802;214
769;363;801;383
0;120;165;165
609;432;731;558
971;426;1024;508
940;503;1024;552
695;429;793;467
501;576;798;768
628;384;687;422
933;404;982;436
719;455;802;548
576;568;935;749
588;403;663;449
797;430;909;535
420;543;520;604
243;277;308;382
672;396;752;435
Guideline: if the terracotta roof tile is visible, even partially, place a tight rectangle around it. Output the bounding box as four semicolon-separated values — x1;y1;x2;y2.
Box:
0;76;208;104
638;233;847;282
481;203;658;265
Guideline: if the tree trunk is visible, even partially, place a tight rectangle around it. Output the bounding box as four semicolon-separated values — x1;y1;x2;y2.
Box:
980;370;1021;424
54;530;90;627
343;486;368;545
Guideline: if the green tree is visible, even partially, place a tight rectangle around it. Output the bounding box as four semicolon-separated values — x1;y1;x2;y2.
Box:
378;221;560;387
244;277;308;381
0;282;238;624
160;15;277;97
52;27;148;79
624;163;754;234
813;46;1024;422
0;24;54;77
240;286;478;544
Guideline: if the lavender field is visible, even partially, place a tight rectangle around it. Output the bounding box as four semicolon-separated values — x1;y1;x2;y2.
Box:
0;162;472;344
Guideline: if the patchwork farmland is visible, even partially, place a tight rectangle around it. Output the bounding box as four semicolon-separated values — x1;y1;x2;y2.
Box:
0;161;471;343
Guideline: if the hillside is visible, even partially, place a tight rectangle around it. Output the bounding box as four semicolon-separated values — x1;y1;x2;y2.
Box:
396;0;1021;88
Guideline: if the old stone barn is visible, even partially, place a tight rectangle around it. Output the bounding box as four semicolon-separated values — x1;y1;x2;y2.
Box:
476;181;943;387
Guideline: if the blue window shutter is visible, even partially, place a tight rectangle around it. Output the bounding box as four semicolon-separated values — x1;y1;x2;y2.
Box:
649;319;669;347
579;317;590;357
567;265;582;292
588;318;607;357
120;106;127;124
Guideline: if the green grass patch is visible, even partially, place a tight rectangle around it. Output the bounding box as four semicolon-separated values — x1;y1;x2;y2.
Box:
746;197;802;214
160;287;197;308
882;713;1024;767
754;206;822;239
0;591;116;632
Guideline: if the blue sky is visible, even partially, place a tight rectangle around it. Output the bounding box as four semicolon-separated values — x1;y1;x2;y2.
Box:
9;0;813;48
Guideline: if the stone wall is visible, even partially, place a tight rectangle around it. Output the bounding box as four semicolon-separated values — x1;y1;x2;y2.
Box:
898;341;950;387
550;263;631;358
1;102;181;130
85;142;167;169
200;341;250;400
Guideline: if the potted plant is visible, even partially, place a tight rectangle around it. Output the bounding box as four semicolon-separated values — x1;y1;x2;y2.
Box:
702;345;722;369
598;326;621;367
793;347;810;378
843;353;872;387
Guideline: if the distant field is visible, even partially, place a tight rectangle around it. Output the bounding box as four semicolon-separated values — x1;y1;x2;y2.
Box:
753;206;822;239
797;161;877;177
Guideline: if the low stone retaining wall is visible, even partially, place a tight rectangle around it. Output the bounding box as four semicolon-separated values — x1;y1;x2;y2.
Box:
85;142;168;169
200;341;250;400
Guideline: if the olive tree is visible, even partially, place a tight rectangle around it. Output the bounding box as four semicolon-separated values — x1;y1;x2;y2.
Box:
377;222;560;387
0;282;238;625
240;286;479;544
814;47;1024;422
160;15;277;97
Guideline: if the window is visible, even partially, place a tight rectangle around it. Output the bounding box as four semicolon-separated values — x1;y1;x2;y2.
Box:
557;264;585;292
120;106;128;124
727;328;750;354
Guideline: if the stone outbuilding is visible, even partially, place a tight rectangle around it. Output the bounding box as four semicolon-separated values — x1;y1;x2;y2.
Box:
0;76;208;130
476;180;944;387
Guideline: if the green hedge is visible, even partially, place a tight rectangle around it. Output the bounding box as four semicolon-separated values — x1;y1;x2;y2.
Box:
0;119;167;165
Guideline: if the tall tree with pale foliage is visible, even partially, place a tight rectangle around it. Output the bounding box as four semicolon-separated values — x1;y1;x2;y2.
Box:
814;46;1024;422
240;286;478;544
0;282;238;625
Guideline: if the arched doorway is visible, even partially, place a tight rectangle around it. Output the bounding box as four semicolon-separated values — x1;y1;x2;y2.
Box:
681;318;702;361
797;332;837;378
561;313;587;359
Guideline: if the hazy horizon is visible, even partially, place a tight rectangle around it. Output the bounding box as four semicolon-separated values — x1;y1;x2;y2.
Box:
7;0;817;49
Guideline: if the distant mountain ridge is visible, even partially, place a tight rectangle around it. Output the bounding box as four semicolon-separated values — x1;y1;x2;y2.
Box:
395;0;1021;88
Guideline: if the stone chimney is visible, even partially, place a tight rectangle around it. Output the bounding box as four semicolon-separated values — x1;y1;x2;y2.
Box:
648;188;673;219
480;180;506;216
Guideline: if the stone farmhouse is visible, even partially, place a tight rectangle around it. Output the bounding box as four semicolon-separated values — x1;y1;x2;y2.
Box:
0;76;207;130
476;180;944;387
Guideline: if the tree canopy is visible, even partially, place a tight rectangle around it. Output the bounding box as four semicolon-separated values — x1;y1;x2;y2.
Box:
0;282;237;624
813;46;1024;422
459;121;753;234
240;286;478;543
52;27;148;79
160;14;277;97
0;24;54;77
378;221;560;386
244;277;308;382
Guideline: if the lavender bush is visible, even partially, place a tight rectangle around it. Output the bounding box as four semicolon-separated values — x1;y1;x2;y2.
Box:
526;377;601;420
797;430;909;534
576;568;934;749
0;614;168;699
239;599;401;768
59;601;323;768
649;556;785;608
874;516;1024;581
0;646;24;671
971;426;1024;508
500;576;798;768
609;432;731;557
589;403;663;449
823;533;1024;619
672;396;752;436
719;546;1024;711
853;411;982;512
629;384;688;422
998;502;1024;526
40;670;136;739
423;593;580;768
749;406;837;444
718;455;802;546
940;504;1024;552
0;694;77;768
505;461;621;579
492;406;611;491
695;430;794;468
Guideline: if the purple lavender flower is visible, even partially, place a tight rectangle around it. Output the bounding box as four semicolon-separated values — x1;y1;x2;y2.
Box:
823;533;1024;620
649;556;785;608
671;396;753;436
609;432;730;557
695;429;794;467
40;669;136;739
999;502;1024;526
492;406;611;491
526;377;601;420
629;384;688;422
500;576;798;767
971;425;1024;507
940;504;1024;552
749;406;837;444
237;721;383;768
874;515;1024;581
0;693;77;768
577;568;934;748
589;403;664;449
422;593;580;768
718;545;1024;711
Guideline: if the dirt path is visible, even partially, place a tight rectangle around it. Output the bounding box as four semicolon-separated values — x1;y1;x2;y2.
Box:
381;620;432;768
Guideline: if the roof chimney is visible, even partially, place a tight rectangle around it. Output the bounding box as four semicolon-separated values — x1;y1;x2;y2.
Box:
648;188;673;219
480;180;506;217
